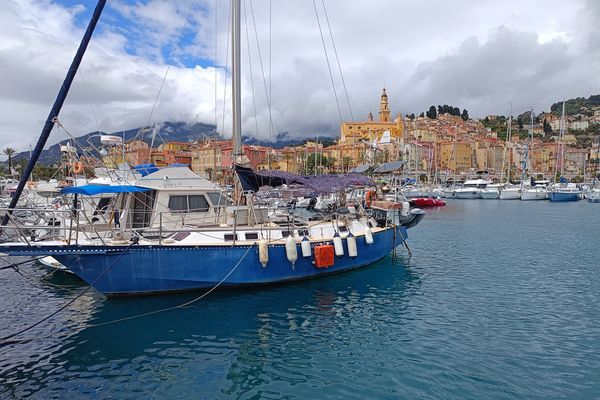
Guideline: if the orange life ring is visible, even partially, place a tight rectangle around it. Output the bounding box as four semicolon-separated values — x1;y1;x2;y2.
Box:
72;161;84;174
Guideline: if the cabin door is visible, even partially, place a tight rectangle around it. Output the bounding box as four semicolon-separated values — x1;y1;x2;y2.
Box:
132;190;155;229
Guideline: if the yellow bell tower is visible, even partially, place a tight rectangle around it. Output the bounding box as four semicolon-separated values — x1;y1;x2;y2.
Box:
379;88;391;122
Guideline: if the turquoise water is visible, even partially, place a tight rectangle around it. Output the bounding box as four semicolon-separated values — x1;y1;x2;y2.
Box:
1;201;600;399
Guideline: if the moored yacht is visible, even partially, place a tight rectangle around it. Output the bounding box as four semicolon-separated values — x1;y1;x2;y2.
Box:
520;180;549;201
547;183;583;202
480;184;500;199
454;179;492;199
499;184;521;200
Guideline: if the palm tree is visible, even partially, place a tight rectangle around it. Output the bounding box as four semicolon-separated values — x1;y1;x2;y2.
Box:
3;147;16;175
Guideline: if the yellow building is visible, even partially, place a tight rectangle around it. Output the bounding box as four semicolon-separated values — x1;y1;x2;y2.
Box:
340;88;404;145
436;141;473;173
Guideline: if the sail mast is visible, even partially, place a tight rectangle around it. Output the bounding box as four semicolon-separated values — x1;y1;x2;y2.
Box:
1;0;107;228
232;0;242;164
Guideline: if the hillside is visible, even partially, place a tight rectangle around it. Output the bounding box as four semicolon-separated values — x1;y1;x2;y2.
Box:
10;123;336;166
550;94;600;116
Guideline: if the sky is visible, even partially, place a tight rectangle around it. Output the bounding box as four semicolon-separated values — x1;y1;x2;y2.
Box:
1;0;599;152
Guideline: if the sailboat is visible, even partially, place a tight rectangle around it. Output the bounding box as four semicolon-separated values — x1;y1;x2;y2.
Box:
0;0;423;296
499;113;521;200
548;102;582;202
587;137;600;203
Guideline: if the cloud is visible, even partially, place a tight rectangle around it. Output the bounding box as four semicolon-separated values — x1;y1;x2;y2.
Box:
0;0;598;154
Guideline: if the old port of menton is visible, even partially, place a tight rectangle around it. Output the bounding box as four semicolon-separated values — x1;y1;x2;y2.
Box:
1;1;600;399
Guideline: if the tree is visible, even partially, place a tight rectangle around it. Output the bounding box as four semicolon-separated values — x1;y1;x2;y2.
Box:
419;112;424;118
305;153;332;175
3;147;16;176
543;118;552;134
426;106;437;119
461;109;469;121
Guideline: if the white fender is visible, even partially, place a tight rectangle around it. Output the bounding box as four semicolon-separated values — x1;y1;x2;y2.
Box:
401;201;410;217
333;232;344;256
258;239;269;267
364;226;374;244
285;235;298;266
347;233;358;257
301;236;311;258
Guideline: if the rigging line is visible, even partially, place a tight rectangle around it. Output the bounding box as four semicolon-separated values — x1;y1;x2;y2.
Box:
243;0;260;139
145;0;199;128
248;0;276;143
0;256;47;271
320;0;354;122
221;0;232;137
0;240;138;344
87;243;256;328
312;0;343;125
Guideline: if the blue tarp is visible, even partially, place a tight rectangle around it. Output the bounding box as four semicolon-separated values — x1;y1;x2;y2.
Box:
133;163;159;177
60;185;151;196
559;176;569;183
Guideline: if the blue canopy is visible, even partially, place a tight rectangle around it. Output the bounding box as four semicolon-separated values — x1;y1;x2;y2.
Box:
61;185;151;196
133;163;159;177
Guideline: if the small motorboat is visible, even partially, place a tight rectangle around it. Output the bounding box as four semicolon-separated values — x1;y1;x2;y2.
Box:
409;196;446;207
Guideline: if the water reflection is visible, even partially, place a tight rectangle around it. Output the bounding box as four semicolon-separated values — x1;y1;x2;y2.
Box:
1;255;420;398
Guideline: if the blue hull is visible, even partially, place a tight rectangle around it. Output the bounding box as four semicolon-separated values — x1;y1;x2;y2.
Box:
1;227;407;296
548;192;581;202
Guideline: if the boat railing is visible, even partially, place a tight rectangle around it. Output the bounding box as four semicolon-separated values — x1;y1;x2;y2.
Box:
0;207;352;246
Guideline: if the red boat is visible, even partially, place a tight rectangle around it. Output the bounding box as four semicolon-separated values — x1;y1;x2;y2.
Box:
410;197;446;207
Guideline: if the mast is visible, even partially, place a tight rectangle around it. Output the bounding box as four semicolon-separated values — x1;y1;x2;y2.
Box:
232;0;242;164
560;101;566;178
1;0;107;228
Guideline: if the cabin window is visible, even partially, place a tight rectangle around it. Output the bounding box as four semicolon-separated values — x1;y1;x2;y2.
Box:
168;195;188;212
188;195;210;212
224;233;238;241
339;226;348;232
245;232;259;240
281;231;293;238
207;192;231;206
168;195;210;213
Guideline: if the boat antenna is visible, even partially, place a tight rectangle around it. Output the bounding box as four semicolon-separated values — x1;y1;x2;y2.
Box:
1;0;106;228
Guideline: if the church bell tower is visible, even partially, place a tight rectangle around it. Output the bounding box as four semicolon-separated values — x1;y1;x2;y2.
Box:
379;88;391;122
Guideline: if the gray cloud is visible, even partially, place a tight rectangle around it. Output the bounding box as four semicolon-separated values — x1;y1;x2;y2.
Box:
1;0;598;154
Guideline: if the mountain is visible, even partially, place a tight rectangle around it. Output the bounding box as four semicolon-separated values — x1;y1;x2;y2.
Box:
9;122;337;166
11;121;219;166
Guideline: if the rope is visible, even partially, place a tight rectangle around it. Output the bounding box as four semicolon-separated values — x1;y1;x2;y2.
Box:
320;0;354;122
0;240;138;345
87;243;256;328
312;0;343;125
248;0;277;143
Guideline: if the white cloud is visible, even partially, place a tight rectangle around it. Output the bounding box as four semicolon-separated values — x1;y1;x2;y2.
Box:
0;0;598;153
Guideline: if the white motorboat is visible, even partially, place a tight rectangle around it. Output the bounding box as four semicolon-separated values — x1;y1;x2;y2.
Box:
480;184;500;199
454;179;492;199
499;185;521;200
521;181;549;201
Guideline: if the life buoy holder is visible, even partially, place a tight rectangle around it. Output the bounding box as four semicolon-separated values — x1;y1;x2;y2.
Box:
72;161;84;174
365;190;376;207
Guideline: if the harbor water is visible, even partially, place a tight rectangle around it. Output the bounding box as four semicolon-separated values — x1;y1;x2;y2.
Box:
1;200;600;399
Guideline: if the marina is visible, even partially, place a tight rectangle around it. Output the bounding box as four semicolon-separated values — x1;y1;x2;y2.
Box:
1;0;600;398
1;200;599;398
